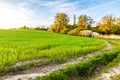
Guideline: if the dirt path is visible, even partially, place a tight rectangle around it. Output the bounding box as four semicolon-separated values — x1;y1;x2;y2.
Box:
92;40;120;80
99;34;120;39
93;63;120;80
1;40;114;80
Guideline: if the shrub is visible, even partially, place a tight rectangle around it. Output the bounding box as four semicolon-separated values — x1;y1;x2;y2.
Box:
79;30;92;37
114;26;120;34
19;25;30;29
67;28;80;35
92;32;99;37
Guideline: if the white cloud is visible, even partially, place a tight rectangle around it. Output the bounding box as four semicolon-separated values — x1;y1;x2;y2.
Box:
0;1;43;29
78;0;119;13
39;0;77;13
75;0;120;21
37;0;79;24
0;0;120;29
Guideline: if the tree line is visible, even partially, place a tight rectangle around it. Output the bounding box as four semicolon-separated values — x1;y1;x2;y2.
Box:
48;13;120;35
18;25;48;31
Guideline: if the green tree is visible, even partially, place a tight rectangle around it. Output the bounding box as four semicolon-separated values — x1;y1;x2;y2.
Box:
97;14;116;34
48;13;69;33
19;25;30;29
116;18;120;26
77;15;94;30
114;18;120;34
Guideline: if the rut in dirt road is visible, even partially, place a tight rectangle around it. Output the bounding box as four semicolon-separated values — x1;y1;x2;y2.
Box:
1;40;114;80
92;63;120;80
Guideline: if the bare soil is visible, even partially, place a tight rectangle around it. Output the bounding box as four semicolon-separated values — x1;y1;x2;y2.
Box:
99;34;120;39
93;64;120;80
1;40;114;80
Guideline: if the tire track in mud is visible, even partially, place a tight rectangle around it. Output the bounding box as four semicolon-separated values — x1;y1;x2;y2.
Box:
1;40;114;80
93;64;120;80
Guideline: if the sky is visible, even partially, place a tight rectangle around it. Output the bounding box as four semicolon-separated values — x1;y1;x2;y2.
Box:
0;0;120;29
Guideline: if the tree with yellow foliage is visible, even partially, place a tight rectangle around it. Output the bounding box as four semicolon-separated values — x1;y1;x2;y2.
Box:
97;14;116;34
116;18;120;26
48;13;69;33
77;15;94;30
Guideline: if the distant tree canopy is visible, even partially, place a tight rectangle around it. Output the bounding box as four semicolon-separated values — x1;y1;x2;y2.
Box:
77;15;94;30
48;13;69;33
116;18;120;26
48;13;120;35
34;26;48;31
19;25;30;29
97;14;116;34
114;18;120;34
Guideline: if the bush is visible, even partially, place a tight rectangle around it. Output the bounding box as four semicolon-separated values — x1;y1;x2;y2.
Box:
67;28;80;35
92;32;99;37
114;26;120;34
79;30;92;37
19;25;30;29
34;27;48;31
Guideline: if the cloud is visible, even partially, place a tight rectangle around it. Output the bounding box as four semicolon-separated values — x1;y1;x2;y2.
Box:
34;0;79;24
0;1;34;28
78;0;119;13
74;0;120;21
0;0;46;29
38;0;77;13
35;0;120;24
0;0;120;29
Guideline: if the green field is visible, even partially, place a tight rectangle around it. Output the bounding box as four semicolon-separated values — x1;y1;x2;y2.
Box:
111;74;120;80
0;30;105;72
36;39;120;80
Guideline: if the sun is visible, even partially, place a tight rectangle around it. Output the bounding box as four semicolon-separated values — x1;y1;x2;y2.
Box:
0;6;19;29
0;5;33;29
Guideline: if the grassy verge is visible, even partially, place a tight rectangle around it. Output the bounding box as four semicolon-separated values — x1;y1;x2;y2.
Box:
0;30;105;75
34;49;120;80
33;39;120;80
97;39;120;71
110;74;120;80
90;38;120;80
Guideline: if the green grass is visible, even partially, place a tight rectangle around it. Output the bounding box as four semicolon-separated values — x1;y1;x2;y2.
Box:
0;29;105;73
95;39;120;75
102;39;120;68
110;74;120;80
34;39;120;80
35;48;120;80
